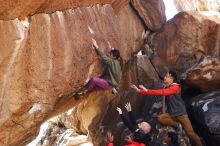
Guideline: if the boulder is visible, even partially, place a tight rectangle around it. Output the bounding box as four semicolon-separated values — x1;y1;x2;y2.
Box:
112;0;146;61
187;90;220;146
2;0;220;145
147;11;220;74
182;56;220;92
130;0;166;30
174;0;220;12
0;4;145;146
0;0;114;20
143;44;169;79
27;117;91;146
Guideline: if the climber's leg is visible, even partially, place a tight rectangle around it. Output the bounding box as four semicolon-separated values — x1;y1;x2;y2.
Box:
86;77;112;93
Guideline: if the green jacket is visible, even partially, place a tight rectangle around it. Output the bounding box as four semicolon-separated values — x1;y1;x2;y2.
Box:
95;48;121;88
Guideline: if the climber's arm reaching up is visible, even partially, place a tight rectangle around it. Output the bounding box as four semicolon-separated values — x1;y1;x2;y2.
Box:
92;38;111;64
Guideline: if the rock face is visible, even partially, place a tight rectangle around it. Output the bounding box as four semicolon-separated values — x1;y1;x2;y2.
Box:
130;0;166;30
112;0;147;60
1;0;220;146
147;11;220;74
0;3;145;146
174;0;220;12
143;44;169;78
0;0;114;20
27;110;92;146
0;0;172;144
183;56;220;92
187;90;220;146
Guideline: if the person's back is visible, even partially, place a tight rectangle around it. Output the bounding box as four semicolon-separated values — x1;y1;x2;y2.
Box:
101;58;121;88
91;39;121;91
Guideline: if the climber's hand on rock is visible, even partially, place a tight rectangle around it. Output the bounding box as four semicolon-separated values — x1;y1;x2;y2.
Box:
92;38;99;49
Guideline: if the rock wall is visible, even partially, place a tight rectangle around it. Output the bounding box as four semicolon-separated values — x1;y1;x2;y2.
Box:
130;0;166;30
183;56;220;92
0;0;170;144
1;0;220;146
0;3;146;146
174;0;220;12
147;11;220;74
0;0;114;20
187;90;220;146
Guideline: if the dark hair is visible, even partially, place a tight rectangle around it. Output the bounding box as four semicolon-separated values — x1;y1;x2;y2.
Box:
168;71;177;82
110;49;121;60
121;129;132;138
136;118;145;124
168;132;178;145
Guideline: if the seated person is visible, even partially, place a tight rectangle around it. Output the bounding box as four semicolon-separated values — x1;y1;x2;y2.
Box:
116;102;151;145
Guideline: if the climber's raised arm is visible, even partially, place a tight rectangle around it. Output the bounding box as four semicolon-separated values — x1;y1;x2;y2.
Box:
92;38;111;64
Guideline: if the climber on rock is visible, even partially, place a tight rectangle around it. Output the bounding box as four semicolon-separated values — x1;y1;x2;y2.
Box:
106;131;145;146
130;71;202;146
73;38;121;100
116;102;151;145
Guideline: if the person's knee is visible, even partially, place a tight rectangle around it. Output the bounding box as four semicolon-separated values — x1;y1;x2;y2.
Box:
91;77;98;82
186;131;197;139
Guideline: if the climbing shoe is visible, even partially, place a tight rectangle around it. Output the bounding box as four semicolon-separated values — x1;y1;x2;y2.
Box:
73;93;80;100
73;90;89;100
112;87;119;94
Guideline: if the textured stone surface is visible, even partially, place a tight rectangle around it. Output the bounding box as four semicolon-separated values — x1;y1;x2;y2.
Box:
1;0;220;146
147;11;220;74
112;0;146;61
0;0;114;20
182;57;220;92
187;90;220;146
131;0;166;30
143;44;169;79
0;0;168;23
0;4;145;146
27;112;91;146
174;0;220;12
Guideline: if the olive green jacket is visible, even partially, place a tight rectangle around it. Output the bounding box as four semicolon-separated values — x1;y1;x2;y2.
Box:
95;48;121;87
